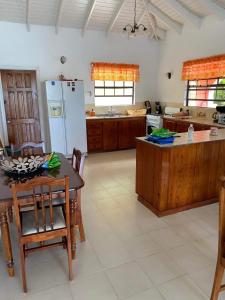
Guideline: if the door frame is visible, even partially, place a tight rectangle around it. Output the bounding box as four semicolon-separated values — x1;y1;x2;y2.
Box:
0;66;45;149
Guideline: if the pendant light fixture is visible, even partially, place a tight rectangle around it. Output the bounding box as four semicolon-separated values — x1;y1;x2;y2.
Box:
123;0;147;37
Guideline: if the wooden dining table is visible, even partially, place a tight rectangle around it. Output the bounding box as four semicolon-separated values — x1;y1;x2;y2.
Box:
0;153;84;277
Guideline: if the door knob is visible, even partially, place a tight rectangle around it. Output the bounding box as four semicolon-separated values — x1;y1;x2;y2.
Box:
7;120;11;124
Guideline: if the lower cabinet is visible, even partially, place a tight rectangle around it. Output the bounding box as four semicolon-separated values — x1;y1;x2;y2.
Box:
86;117;146;153
163;119;177;132
176;121;190;133
118;118;146;149
103;120;118;151
163;118;217;133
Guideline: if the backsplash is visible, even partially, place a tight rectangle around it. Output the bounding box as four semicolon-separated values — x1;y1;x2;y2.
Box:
85;103;145;115
85;101;217;120
158;102;216;119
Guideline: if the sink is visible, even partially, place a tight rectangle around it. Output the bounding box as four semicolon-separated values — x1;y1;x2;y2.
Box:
95;113;125;118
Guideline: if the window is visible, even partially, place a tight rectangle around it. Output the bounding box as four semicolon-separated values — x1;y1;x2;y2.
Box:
185;77;225;108
94;80;135;106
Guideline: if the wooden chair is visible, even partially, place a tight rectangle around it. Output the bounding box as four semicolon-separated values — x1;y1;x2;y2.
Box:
11;176;73;293
211;178;225;300
10;142;44;157
52;148;85;258
71;148;86;243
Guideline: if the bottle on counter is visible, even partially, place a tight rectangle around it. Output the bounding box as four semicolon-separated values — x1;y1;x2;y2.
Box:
90;108;96;117
188;124;194;140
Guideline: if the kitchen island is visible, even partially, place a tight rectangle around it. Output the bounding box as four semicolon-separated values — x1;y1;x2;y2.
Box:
136;129;225;216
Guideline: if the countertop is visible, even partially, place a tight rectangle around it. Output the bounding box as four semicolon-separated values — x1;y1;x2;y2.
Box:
86;114;146;120
163;115;225;128
137;128;225;148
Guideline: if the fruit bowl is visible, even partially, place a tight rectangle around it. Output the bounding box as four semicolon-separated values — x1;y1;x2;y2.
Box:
0;156;45;175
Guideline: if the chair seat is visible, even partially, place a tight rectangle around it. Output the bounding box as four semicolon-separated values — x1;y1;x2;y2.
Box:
52;191;76;206
21;206;66;236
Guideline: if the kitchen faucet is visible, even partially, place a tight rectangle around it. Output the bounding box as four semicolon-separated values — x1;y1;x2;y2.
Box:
108;106;113;116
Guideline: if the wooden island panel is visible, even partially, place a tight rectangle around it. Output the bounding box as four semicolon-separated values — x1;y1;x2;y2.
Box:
136;134;225;216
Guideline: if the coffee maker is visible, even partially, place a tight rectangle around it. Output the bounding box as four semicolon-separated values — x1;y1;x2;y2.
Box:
212;106;225;124
144;101;152;115
155;101;162;115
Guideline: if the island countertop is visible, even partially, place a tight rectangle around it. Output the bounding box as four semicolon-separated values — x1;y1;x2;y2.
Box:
137;128;225;148
136;129;225;217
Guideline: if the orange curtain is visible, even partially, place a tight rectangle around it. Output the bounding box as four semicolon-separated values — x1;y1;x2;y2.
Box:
182;54;225;80
91;62;140;81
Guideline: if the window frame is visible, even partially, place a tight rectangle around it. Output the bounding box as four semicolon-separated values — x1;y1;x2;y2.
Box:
185;77;225;107
94;80;135;106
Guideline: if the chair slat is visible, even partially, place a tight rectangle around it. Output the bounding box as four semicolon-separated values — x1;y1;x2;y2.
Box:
49;186;54;230
11;175;73;292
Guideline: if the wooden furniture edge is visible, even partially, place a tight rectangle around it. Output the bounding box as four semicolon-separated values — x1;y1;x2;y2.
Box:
137;195;218;217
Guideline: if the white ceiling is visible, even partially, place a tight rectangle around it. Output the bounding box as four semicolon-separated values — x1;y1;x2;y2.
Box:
0;0;225;40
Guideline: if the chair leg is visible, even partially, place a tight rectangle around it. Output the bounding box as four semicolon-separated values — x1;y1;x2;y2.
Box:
211;262;224;300
78;218;86;242
76;192;85;242
7;207;13;223
66;235;73;281
19;244;27;293
70;200;76;260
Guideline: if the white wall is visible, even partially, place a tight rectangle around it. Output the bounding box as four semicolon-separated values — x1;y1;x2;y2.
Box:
157;16;225;104
0;22;160;104
0;21;160;146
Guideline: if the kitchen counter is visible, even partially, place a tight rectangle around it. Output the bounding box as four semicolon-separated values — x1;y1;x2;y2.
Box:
136;129;225;216
163;115;225;128
86;114;146;120
137;128;225;148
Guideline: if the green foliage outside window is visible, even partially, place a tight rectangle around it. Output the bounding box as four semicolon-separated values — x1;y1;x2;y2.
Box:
214;78;225;105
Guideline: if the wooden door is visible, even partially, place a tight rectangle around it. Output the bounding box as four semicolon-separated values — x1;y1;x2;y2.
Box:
103;120;118;151
1;70;41;147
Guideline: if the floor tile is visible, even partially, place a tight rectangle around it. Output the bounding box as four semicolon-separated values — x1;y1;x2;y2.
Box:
70;272;119;300
168;244;214;275
126;287;165;300
16;283;73;300
123;233;161;259
158;276;208;300
149;227;186;250
106;262;152;299
137;252;185;285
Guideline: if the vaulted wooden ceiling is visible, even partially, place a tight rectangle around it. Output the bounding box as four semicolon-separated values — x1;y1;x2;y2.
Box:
0;0;225;40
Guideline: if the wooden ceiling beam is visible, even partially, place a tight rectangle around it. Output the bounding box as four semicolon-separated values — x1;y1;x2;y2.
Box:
26;0;30;32
197;0;225;20
106;0;126;35
166;0;202;28
146;0;182;34
82;0;97;36
142;1;159;40
55;0;64;34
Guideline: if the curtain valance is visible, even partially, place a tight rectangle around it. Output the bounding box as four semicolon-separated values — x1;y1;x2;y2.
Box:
91;62;140;82
182;54;225;80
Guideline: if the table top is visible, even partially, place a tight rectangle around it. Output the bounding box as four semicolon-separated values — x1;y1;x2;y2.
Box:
0;153;84;203
137;128;225;148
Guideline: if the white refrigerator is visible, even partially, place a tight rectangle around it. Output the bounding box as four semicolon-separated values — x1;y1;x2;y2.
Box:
45;80;87;156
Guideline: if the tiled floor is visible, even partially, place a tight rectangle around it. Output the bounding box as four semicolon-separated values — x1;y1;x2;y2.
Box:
0;149;224;300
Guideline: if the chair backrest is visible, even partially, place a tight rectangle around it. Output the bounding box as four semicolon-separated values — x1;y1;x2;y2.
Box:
11;142;44;157
218;178;225;258
11;176;70;236
72;148;85;177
